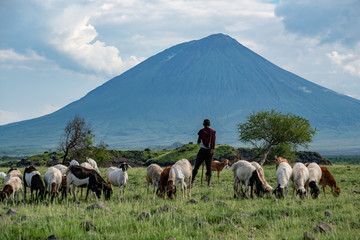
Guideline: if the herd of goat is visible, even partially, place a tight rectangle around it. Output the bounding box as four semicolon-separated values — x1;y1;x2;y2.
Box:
0;156;341;204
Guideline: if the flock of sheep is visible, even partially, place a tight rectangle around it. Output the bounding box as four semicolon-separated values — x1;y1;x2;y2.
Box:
0;155;341;204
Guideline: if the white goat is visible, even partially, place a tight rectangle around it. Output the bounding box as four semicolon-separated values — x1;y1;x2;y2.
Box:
306;162;322;199
231;160;262;199
167;159;192;199
81;159;100;174
146;164;163;199
86;158;100;174
106;162;130;200
70;159;80;166
0;172;6;180
273;162;293;198
0;176;24;204
81;162;93;169
4;168;22;183
291;162;309;199
44;167;62;201
53;164;68;176
250;161;273;194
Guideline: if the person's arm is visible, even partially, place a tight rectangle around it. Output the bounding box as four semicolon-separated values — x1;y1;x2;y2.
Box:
210;131;216;153
209;131;216;150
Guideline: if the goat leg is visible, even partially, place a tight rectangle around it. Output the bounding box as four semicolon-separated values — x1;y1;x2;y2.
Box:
24;185;27;202
92;191;98;202
189;177;192;198
85;187;90;201
11;192;15;204
71;185;77;201
152;184;156;200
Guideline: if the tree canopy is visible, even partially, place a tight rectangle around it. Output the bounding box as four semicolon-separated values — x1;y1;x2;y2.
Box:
237;109;316;165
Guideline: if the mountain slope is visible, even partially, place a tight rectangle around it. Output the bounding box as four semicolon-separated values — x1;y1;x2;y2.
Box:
1;33;360;153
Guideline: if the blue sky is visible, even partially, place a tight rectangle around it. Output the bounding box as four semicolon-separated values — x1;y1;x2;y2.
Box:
1;0;359;125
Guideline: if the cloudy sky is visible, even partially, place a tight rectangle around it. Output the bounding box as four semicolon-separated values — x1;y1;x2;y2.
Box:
1;0;359;125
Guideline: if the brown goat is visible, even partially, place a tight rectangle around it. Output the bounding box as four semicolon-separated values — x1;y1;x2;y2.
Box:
319;166;341;197
211;159;230;181
24;166;45;201
60;175;68;200
156;166;171;198
275;156;289;169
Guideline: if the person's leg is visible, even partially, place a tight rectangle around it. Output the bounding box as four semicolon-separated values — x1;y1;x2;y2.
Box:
205;150;213;186
192;149;205;183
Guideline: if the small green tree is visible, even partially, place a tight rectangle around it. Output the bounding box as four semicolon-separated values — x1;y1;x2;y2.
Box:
59;115;94;165
237;109;316;165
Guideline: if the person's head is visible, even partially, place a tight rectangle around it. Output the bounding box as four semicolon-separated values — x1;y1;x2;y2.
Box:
203;119;210;127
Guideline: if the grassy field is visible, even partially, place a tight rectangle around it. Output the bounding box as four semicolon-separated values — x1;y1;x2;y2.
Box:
0;165;359;240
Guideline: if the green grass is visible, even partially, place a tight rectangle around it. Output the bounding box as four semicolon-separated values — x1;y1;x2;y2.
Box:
0;165;359;239
146;144;200;164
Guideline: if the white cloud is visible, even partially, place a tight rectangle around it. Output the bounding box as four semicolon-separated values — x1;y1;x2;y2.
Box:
0;49;29;62
47;4;142;76
38;0;277;77
0;110;20;125
327;50;360;77
0;104;61;126
0;49;47;63
2;0;278;77
40;104;61;116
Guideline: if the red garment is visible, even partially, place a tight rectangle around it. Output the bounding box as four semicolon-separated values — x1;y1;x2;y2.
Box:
197;127;216;149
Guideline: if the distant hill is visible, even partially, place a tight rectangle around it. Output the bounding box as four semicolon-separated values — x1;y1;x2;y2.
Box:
1;33;360;155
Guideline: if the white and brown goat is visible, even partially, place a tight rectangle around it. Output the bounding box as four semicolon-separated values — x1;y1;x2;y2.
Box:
24;166;45;201
66;165;112;202
0;176;24;204
250;161;273;196
231;160;264;199
5;168;23;182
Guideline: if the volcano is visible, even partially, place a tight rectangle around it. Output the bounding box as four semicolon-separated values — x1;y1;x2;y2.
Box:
1;33;359;154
